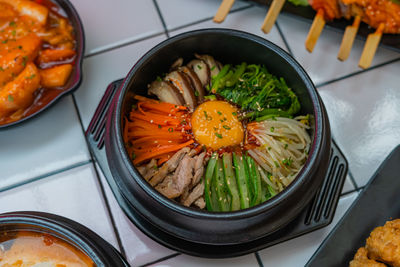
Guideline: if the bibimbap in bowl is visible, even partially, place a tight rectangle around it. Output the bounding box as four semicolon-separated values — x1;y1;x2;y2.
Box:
105;29;331;251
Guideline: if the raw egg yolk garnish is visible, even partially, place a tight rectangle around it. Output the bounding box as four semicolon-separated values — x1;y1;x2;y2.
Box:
191;101;244;150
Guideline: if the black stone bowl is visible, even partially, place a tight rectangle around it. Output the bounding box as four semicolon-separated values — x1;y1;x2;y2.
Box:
0;0;85;128
105;29;331;256
0;211;129;266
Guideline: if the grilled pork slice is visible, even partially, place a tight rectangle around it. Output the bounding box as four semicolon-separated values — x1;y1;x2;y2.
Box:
187;59;210;88
155;155;195;199
194;197;206;209
192;152;206;186
143;159;158;181
179;66;205;102
183;180;204;207
195;54;221;78
170;57;183;71
165;71;197;110
148;147;190;186
148;80;185;106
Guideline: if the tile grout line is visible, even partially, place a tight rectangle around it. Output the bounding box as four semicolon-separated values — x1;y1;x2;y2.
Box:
83;3;255;59
255;252;265;267
315;56;400;88
0;160;92;194
167;4;254;33
140;252;181;267
84;32;166;59
152;0;170;38
340;187;362;197
70;94;127;258
346;170;359;190
275;21;294;56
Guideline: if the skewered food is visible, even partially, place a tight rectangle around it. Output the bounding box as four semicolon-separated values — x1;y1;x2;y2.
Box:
124;54;312;211
305;0;342;52
306;0;400;67
0;0;77;125
350;219;400;267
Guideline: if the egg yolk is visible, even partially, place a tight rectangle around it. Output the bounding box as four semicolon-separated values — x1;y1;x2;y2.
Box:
191;101;244;150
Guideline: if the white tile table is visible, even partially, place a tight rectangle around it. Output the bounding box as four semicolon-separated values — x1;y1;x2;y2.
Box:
1;1;399;266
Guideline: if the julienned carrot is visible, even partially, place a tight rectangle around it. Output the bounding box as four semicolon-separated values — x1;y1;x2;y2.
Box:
131;135;186;145
133;140;194;165
137;102;146;115
140;102;187;114
130;112;180;126
128;130;185;139
127;120;180;131
134;95;159;103
134;139;182;148
157;152;175;165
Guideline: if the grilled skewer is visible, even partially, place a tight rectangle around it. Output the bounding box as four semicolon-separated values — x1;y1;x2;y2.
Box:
213;0;235;23
261;0;286;34
305;0;342;52
359;23;384;68
342;0;400;68
338;15;360;61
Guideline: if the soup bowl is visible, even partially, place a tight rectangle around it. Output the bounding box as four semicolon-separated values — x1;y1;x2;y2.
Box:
105;29;331;255
0;211;129;266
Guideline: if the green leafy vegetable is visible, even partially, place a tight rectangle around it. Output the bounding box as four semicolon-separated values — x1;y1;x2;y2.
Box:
287;0;309;6
212;63;301;121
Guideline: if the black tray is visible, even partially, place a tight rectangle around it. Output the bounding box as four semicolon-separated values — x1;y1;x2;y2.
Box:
306;144;400;266
85;79;349;257
246;0;400;53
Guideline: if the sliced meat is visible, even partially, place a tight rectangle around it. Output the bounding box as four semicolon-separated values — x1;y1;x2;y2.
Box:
155;155;194;199
143;159;158;181
148;80;185;106
170;57;183;71
179;66;204;102
136;166;146;176
192;152;206;186
188;149;198;157
149;147;190;186
195;54;220;78
187;59;210;88
193;197;206;209
165;71;197;110
183;180;204;207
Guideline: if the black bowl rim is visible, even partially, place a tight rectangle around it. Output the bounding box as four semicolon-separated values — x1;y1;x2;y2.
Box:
0;211;129;266
114;28;324;219
0;0;85;129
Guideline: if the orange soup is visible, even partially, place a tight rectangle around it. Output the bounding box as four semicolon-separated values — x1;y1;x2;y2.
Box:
0;230;95;266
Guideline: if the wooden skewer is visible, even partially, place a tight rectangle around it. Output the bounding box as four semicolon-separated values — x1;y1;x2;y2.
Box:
261;0;286;34
305;9;326;53
359;23;384;69
337;15;361;61
213;0;235;23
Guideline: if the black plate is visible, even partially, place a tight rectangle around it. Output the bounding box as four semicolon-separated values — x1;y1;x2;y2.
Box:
306;145;400;266
246;0;400;52
86;79;348;258
0;0;85;128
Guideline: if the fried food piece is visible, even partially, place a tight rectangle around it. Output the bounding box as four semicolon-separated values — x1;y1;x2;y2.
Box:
39;64;72;88
37;48;76;65
309;0;342;20
0;0;49;25
341;0;400;34
350;247;387;267
366;219;400;267
0;62;40;119
0;34;42;86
